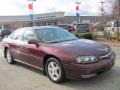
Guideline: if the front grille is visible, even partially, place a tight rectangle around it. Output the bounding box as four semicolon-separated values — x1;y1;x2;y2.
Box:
99;51;113;60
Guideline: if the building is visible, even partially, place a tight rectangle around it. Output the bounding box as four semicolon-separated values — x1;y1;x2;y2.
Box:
63;16;102;24
0;12;102;30
0;12;64;30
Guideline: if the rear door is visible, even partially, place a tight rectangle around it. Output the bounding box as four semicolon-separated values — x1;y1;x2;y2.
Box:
20;29;44;69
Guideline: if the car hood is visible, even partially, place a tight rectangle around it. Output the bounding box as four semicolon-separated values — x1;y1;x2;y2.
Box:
49;39;110;57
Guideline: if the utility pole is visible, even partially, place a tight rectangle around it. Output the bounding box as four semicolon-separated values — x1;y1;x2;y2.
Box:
100;1;105;23
118;0;120;18
116;0;120;38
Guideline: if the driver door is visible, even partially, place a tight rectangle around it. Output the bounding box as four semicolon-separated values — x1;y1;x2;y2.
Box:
20;29;43;69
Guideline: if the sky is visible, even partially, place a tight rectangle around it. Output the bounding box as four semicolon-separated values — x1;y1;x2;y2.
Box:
0;0;110;16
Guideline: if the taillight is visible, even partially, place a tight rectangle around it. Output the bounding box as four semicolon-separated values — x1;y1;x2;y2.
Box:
69;28;76;32
73;28;77;32
71;29;75;32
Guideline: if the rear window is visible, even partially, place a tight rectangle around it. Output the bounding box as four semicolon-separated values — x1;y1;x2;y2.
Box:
58;25;68;29
76;24;89;32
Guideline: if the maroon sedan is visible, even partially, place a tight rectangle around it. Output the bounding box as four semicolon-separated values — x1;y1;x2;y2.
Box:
2;26;115;83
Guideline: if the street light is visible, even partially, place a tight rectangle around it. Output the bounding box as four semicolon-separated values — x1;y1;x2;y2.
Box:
100;1;105;23
117;0;120;37
28;0;36;26
118;0;120;18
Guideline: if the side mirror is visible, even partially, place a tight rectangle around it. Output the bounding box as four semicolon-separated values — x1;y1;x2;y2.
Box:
28;39;39;47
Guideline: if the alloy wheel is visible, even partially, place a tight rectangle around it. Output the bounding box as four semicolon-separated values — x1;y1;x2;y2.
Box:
47;61;61;81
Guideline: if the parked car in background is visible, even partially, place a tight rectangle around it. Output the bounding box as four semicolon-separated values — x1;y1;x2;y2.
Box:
3;26;115;83
0;29;13;40
75;23;93;39
104;21;120;39
58;24;76;33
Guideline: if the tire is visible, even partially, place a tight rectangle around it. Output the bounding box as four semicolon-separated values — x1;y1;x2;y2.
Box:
6;49;15;64
45;57;65;83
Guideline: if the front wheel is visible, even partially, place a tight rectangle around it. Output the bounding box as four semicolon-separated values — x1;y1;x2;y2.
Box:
45;58;65;83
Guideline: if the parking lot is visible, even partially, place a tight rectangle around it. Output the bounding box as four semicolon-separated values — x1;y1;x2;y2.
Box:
0;42;120;90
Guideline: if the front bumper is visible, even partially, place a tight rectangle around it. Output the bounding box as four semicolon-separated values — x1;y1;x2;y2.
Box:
63;52;116;79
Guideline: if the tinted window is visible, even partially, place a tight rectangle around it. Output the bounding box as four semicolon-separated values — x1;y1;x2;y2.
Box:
23;29;37;42
76;24;89;32
35;27;78;43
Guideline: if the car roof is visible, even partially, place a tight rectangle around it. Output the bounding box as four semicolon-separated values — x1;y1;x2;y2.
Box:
77;23;89;25
17;26;60;30
58;24;73;26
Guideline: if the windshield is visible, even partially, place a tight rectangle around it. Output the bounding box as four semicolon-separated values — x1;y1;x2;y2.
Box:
35;27;78;43
76;24;89;32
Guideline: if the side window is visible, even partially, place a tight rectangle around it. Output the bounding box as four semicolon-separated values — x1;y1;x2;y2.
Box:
9;32;15;39
23;30;37;42
10;29;24;41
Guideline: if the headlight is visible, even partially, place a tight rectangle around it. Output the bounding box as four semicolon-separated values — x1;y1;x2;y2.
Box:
75;56;97;64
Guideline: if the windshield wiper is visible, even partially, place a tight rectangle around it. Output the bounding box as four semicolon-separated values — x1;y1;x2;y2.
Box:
61;39;78;42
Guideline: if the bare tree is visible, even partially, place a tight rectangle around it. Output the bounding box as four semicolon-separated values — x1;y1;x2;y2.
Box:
106;0;120;20
99;0;113;23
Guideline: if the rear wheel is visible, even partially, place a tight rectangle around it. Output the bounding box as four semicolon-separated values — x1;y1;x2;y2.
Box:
45;57;65;83
6;49;15;64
